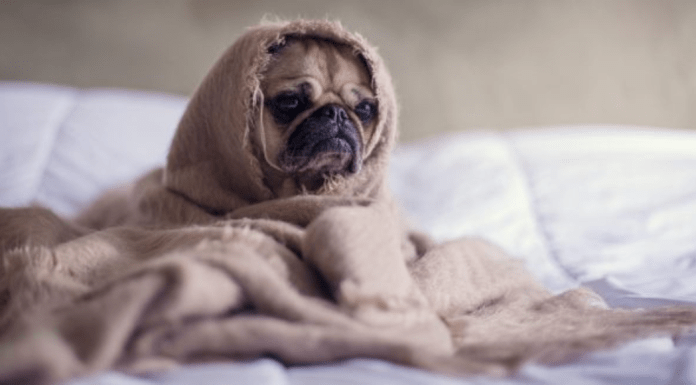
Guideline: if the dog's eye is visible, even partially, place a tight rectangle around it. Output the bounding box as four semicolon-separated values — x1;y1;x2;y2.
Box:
267;92;309;125
354;100;377;124
276;94;300;111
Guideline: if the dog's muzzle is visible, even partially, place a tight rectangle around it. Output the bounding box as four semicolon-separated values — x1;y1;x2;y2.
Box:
279;104;362;175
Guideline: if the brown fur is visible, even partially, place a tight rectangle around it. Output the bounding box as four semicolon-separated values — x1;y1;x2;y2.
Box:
257;38;377;196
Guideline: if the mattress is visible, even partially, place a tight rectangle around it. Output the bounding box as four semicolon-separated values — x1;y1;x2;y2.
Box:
2;81;696;384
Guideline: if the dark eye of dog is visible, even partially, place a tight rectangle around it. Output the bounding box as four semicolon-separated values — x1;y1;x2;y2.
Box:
267;91;310;125
354;100;377;124
276;94;300;110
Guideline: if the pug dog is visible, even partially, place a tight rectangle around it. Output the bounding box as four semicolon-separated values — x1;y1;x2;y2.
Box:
257;37;379;196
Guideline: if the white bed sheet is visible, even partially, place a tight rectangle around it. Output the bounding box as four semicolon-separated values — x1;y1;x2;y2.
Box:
2;82;696;384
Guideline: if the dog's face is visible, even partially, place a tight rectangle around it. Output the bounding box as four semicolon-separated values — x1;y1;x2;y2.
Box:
259;38;378;193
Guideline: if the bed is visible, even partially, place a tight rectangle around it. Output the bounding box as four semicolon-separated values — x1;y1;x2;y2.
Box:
2;81;696;384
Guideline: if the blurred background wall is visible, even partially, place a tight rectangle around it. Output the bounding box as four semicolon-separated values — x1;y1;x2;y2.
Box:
1;0;695;142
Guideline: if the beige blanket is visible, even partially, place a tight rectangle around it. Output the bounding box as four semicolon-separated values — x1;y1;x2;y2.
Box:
1;19;695;384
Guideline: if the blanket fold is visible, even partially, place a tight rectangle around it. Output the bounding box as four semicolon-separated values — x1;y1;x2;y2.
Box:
2;19;696;385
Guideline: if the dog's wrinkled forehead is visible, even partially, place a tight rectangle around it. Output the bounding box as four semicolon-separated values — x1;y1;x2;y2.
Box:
262;37;374;104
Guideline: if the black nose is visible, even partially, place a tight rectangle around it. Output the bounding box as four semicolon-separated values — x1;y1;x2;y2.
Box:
317;104;348;123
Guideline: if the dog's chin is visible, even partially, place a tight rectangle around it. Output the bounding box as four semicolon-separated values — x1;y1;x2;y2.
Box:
306;137;358;171
313;137;352;157
279;147;358;190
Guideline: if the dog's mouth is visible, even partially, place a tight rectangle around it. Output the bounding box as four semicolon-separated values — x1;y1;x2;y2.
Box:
278;104;363;179
309;137;354;166
313;137;350;154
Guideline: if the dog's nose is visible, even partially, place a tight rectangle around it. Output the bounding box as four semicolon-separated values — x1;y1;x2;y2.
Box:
318;104;348;123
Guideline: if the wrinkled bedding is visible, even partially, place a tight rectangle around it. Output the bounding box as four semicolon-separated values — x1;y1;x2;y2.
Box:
2;82;696;384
